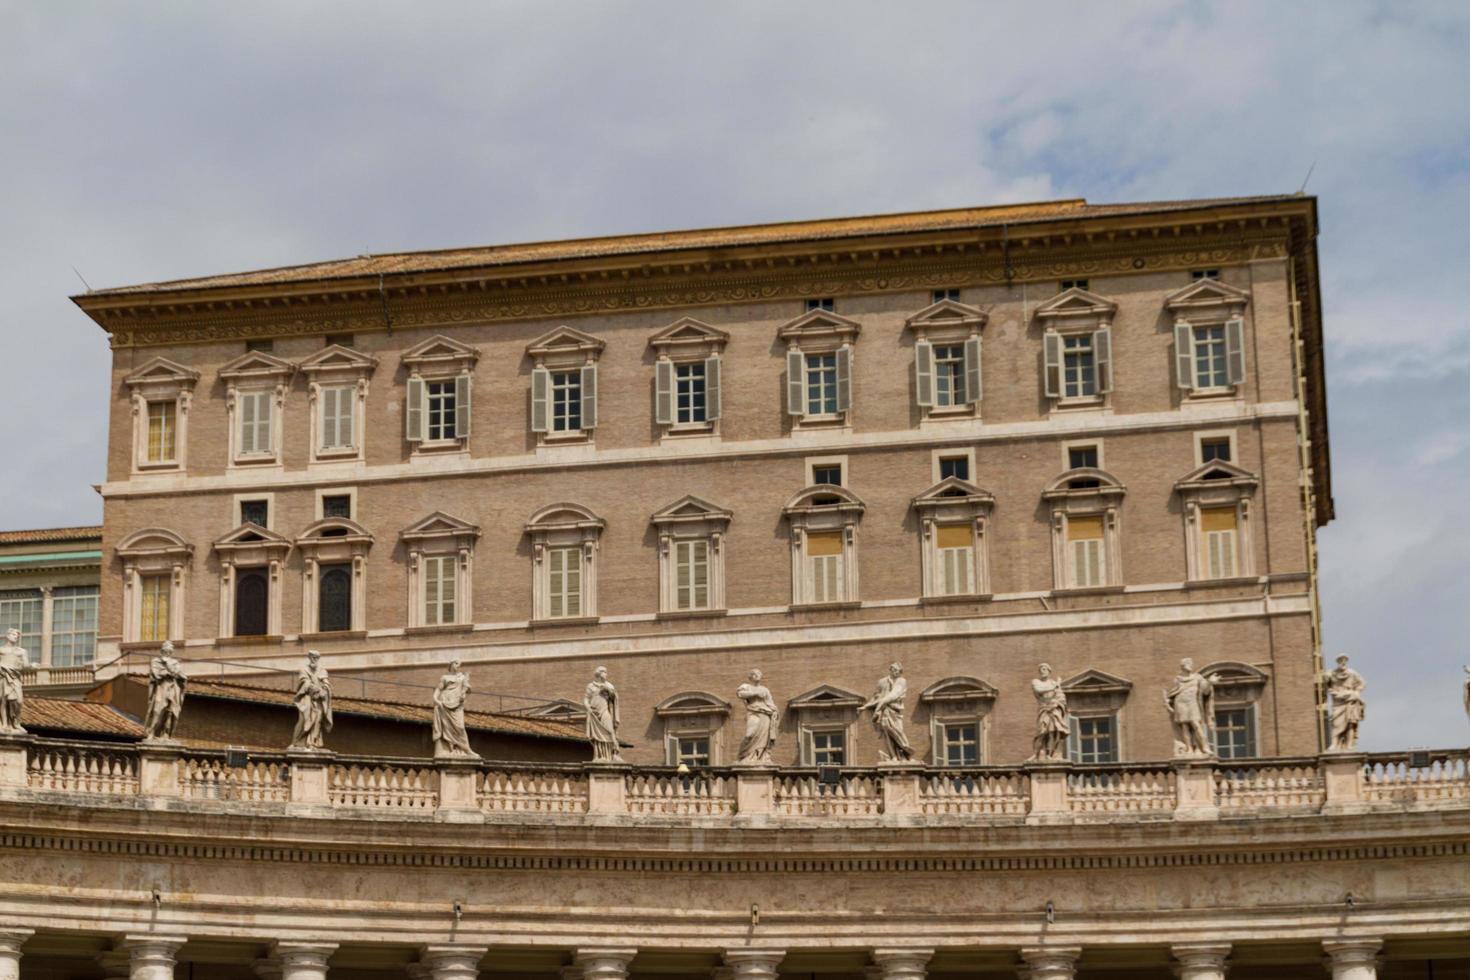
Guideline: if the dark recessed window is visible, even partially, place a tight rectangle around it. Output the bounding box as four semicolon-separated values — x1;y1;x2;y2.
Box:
1060;279;1089;291
234;569;269;636
1068;446;1099;470
321;494;353;519
932;289;961;303
938;456;970;481
325;333;355;348
240;499;269;528
245;339;274;353
805;298;834;312
1191;269;1221;281
1200;437;1232;463
812;465;842;486
317;564;353;632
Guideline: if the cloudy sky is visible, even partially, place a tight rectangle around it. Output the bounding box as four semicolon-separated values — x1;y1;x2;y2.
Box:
2;1;1467;748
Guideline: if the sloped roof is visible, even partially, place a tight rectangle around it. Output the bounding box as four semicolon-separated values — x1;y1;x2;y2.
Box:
24;698;144;738
0;526;103;546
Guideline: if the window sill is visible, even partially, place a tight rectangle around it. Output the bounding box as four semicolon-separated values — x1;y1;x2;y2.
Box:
214;634;285;647
230;455;281;467
1050;585;1126;597
789;600;863;613
405;623;474;637
531;615;601;628
1184;575;1261;590
312;448;361;462
920;593;994;606
299;630;367;643
542;430;591;444
1183;388;1241;403
656;608;729;621
1049;398;1107;414
135;461;181;473
410;440;467;457
923;405;976;419
661;425;717;440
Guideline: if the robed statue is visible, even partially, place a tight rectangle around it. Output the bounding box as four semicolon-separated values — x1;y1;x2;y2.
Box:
0;629;26;734
1325;655;1366;751
1028;663;1068;762
291;650;333;750
584;665;622;762
862;662;914;762
143;641;187;740
432;660;476;758
1164;657;1215;758
735;668;778;765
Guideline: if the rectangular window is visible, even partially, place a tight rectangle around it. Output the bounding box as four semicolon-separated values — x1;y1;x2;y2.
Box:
1069;715;1118;763
50;586;99;666
1067;445;1099;470
1191;269;1221;280
547;546;583;618
675;736;711;768
1060;279;1089;291
426;380;458;441
941;722;980;766
936;524;974;596
805;298;834;312
806;532;844;603
805;353;839;415
240;499;269;528
1192;325;1230;389
423;555;457;626
1200;436;1232;463
321;494;353;520
1214;707;1256;759
1067;516;1105;588
316;563;353;633
932;288;960;303
237;390;273;455
324;333;355;348
551;371;583;432
0;590;42;660
319;385;355;450
932;343;967;408
938;456;969;481
810;729;846;766
138;575;170;643
146;401;176;463
674;362;707;425
674;539;711;610
812;464;842;486
1062;334;1097;398
245;339;274;353
1202;507;1239;579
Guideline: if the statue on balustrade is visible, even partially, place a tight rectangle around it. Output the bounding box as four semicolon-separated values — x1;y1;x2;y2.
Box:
1164;657;1215;758
735;668;778;765
1028;663;1068;762
584;665;622;762
432;660;476;758
290;649;333;751
1462;666;1469;727
143;641;187;741
1325;655;1366;751
862;662;914;762
0;629;26;735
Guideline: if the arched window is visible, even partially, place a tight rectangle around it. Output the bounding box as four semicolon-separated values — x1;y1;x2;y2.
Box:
317;565;352;633
234;570;269;637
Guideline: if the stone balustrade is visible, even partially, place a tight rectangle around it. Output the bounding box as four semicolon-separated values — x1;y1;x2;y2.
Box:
2;736;1468;824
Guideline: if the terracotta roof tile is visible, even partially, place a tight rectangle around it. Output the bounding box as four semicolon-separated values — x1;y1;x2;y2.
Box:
0;526;103;545
24;698;143;738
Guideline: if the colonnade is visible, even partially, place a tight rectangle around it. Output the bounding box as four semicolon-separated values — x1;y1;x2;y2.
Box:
0;933;1396;979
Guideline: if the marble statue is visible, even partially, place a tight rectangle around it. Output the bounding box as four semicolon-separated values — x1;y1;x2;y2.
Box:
1163;657;1215;758
1325;655;1366;751
290;650;333;751
862;662;914;762
143;641;187;740
1463;666;1470;726
1028;663;1068;762
432;660;476;758
735;668;778;765
0;628;25;734
584;665;622;762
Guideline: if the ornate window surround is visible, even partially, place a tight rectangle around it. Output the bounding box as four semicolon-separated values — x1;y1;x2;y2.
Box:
912;477;996;601
298;344;379;464
527;326;605;446
650;495;732;617
1034;286;1117;412
1175;460;1259;583
1041;467;1126;592
1165;278;1250;400
783;484;865;608
1201;660;1269;757
401;512;481;630
1061;668;1133;762
123;357;199;474
649;318;728;439
653;691;732;766
786;684;865;766
525;502;605;623
778;309;861;430
295;518;373;636
918;676;997;767
219;350;295;469
905;299;987;423
116;527;193;644
212;523;292;640
401;334;479;457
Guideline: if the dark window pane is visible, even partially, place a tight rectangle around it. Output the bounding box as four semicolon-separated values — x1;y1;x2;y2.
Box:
318;565;352;632
813;466;841;486
322;495;353;519
939;457;969;481
240;500;269;527
1068;447;1099;470
234;570;269;636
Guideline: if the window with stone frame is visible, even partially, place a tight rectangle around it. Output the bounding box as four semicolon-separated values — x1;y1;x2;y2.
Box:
1165;277;1250;397
779;308;860;427
219;350;295;468
526;504;604;622
1202;661;1268;760
213;524;291;639
402;334;478;455
1175;460;1258;582
1069;713;1119;764
50;586;99;666
651;496;731;615
1042;468;1126;591
117;528;193;644
654;692;731;767
528;326;604;445
919;677;997;767
912;478;994;600
651;317;728;438
296;518;373;636
123;357;200;473
138;574;171;643
1035;286;1117;409
402;513;480;630
788;685;864;767
1061;669;1132;763
0;590;42;661
299;343;378;463
907;298;986;420
783;485;865;606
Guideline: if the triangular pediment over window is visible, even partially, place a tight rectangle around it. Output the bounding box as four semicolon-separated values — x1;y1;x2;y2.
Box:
905;299;988;334
919;675;998;704
913;477;995;508
1164;277;1250;313
218;349;295;383
651;495;733;529
1034;287;1118;324
776;309;862;345
1174;460;1259;493
214;523;291;548
526;325;606;360
124;356;200;390
401;334;479;373
402;511;480;538
654;691;733;718
298;344;380;377
787;684;865;710
521;698;587;721
1061;668;1133;696
649;317;730;355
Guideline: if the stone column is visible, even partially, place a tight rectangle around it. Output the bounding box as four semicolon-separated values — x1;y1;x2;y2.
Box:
252;958;283;980
422;944;488;979
872;948;933;980
724;948;785;980
1171;943;1229;980
123;934;187;980
97;949;131;980
575;948;637;980
1323;939;1382;980
1018;947;1081;980
272;941;338;980
0;929;32;980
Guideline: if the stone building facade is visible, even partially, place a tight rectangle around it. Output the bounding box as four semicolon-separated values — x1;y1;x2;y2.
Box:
74;196;1332;767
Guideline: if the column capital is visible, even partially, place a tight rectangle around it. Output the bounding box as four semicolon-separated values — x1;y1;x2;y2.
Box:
559;965;585;980
422;944;488;979
1018;946;1082;980
96;949;131;979
122;934;188;955
1171;943;1230;979
0;931;30;955
871;948;935;980
575;948;638;980
271;941;338;971
251;957;284;980
1323;937;1383;967
724;948;787;980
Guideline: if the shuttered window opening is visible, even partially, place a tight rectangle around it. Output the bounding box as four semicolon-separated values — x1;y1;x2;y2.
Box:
138;576;169;643
936;524;974;595
674;736;710;768
941;722;980;766
674;539;710;610
1069;715;1118;763
1202;507;1239;579
237;390;272;455
146;401;176;462
806;531;844;603
1214;707;1257;759
552;371;582;431
425;380;457;440
1067;516;1105;588
319;385;355;449
422;555;456;626
809;729;846;766
806;353;839;415
547;546;583;618
1176;318;1245;390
